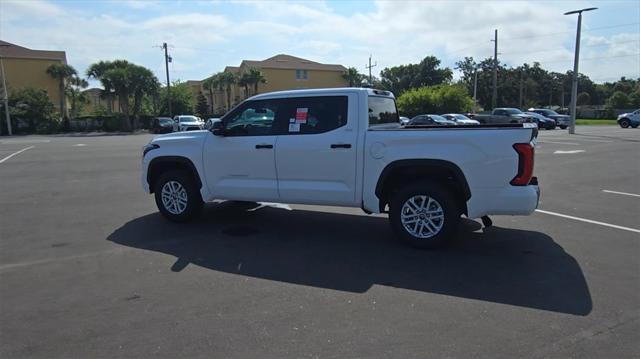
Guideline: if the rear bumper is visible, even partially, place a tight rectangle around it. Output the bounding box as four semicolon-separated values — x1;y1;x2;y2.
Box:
467;183;540;218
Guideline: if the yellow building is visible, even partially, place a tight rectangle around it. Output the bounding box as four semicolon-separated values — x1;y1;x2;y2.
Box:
0;40;68;113
82;87;121;115
191;54;348;114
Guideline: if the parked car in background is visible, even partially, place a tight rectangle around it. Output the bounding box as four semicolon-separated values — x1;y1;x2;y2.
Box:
409;114;457;126
469;108;534;124
528;108;570;129
399;116;411;126
617;109;640;128
151;117;174;134
442;114;480;125
173;115;204;132
524;112;556;130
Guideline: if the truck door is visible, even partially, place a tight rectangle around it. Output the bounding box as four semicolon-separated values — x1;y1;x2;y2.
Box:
203;99;286;202
274;94;359;206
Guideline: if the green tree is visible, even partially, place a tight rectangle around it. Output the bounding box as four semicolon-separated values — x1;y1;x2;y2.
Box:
217;72;236;110
202;73;221;114
196;92;209;117
577;92;591;106
66;75;89;119
342;67;365;87
380;56;452;95
87;60;158;129
3;87;56;133
238;72;251;99
396;85;473;117
158;81;194;116
629;90;640;108
245;67;266;95
46;63;77;118
607;91;630;109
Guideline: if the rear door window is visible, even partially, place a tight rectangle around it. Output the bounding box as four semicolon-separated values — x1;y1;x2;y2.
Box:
275;96;348;135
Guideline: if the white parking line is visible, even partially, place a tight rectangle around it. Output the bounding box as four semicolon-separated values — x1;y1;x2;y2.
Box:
603;190;640;198
535;209;640;234
554;150;585;154
0;146;35;164
539;141;581;145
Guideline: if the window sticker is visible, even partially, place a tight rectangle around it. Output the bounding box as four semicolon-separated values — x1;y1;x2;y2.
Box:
288;123;300;132
295;108;308;124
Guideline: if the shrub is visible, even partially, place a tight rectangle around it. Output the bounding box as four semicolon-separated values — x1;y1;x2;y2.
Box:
396;85;473;118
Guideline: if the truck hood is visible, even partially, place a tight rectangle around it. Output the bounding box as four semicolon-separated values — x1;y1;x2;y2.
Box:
151;130;209;144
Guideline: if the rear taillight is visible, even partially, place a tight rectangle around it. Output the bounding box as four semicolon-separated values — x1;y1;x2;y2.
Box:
511;143;534;186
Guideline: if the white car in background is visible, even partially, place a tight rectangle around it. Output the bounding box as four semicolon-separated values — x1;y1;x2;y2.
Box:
442;114;480;125
173;115;204;132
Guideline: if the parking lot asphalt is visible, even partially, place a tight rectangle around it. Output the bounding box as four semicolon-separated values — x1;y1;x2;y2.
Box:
1;126;639;358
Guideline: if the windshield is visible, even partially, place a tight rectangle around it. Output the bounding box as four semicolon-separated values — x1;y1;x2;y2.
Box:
368;96;399;128
538;109;558;116
159;119;173;125
505;108;523;115
454;114;471;121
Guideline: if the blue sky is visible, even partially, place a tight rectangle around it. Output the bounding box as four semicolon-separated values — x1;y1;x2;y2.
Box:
1;0;638;88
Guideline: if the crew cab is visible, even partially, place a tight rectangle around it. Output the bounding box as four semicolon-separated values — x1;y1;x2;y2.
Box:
528;108;570;129
142;88;539;248
470;108;535;124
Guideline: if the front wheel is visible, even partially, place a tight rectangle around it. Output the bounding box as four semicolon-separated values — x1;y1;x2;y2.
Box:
619;119;630;128
389;182;461;249
154;170;203;222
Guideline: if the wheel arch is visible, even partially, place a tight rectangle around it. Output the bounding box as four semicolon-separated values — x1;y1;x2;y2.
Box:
375;159;471;214
147;156;202;193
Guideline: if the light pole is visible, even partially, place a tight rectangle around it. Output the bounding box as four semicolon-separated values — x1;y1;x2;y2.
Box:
472;66;478;113
0;44;11;136
564;7;597;134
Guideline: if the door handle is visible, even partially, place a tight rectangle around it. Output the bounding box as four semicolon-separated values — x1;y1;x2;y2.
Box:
330;144;352;149
255;144;273;149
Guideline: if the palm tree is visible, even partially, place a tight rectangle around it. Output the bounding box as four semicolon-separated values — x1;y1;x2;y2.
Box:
238;73;251;99
202;73;221;114
342;67;364;87
66;75;89;119
46;63;77;118
217;72;236;111
246;67;266;95
87;60;158;130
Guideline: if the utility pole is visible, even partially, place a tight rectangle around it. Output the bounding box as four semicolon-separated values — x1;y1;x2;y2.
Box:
491;29;498;109
365;55;377;85
472;67;478;113
564;7;597;134
0;44;11;136
163;42;172;117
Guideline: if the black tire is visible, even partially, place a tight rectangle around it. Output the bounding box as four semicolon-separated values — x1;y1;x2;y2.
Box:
154;170;203;222
388;182;461;249
560;125;567;129
619;119;630;128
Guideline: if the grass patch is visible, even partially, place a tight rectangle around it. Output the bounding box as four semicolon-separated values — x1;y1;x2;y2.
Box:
575;119;617;125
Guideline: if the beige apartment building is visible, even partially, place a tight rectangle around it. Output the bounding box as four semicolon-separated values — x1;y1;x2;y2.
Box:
0;40;67;112
191;54;348;114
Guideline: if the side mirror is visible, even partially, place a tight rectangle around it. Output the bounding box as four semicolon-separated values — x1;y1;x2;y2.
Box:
210;120;225;136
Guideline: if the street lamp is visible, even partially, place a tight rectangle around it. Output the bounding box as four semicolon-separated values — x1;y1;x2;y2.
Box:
564;7;597;134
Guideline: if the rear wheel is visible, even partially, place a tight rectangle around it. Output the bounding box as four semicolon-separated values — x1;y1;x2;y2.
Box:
619;119;630;128
389;182;460;249
154;170;203;222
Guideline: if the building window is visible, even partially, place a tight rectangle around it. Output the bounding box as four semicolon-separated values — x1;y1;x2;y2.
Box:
296;69;308;80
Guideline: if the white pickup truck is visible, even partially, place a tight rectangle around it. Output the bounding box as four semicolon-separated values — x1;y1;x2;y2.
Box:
141;88;539;248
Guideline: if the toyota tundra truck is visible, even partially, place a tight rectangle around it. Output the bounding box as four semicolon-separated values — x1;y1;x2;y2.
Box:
141;88;539;248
